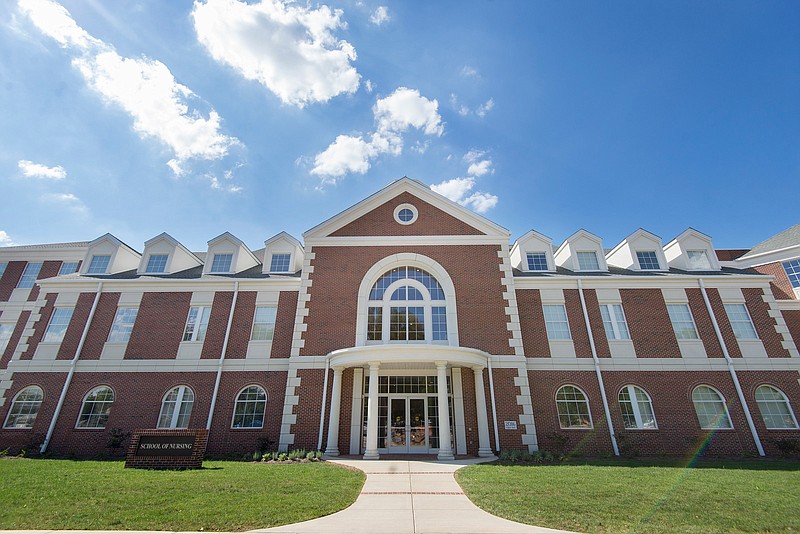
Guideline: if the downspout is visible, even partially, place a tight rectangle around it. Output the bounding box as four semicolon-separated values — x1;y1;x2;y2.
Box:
577;279;620;456
316;356;331;451
697;279;765;456
206;281;239;430
487;357;501;453
41;282;103;453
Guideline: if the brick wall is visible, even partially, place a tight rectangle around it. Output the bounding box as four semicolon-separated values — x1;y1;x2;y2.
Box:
686;288;730;358
28;261;62;302
79;292;120;360
21;293;57;360
0;372;68;454
225;291;256;359
491;367;526;450
293;369;327;450
743;288;791;358
737;370;800;456
271;291;298;358
582;289;611;358
200;291;233;359
621;288;681;358
564;289;593;358
124;292;191;359
784;310;800;352
0;261;26;301
330;191;484;237
517;289;550;358
301;245;511;356
0;311;29;369
751;262;795;300
56;292;95;360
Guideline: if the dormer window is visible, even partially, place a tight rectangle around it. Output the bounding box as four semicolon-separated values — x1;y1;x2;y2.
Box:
145;254;169;273
87;255;110;274
577;251;600;271
526;252;548;271
636;251;660;270
687;250;712;270
210;253;233;273
269;253;291;273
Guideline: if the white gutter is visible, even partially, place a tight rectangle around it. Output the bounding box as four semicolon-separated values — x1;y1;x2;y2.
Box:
206;282;239;431
697;279;765;456
487;357;501;452
316;356;331;451
577;280;619;456
40;282;103;453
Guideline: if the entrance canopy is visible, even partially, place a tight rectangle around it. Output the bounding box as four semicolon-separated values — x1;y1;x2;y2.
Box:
327;344;490;369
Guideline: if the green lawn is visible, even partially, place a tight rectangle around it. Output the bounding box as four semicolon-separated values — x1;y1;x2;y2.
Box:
0;459;365;532
456;458;800;533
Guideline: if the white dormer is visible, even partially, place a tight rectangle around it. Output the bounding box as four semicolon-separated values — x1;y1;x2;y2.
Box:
554;230;608;272
664;228;721;271
606;229;669;272
81;233;141;275
510;230;555;272
203;232;259;275
262;232;304;274
137;233;203;275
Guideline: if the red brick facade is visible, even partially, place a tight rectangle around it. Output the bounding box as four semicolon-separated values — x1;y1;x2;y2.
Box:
751;261;795;300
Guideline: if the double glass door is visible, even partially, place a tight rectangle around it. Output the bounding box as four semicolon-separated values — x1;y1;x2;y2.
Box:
388;397;428;452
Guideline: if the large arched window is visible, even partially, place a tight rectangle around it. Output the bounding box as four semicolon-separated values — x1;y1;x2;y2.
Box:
3;386;44;429
157;386;194;429
366;266;448;344
556;385;593;429
232;385;267;429
692;385;733;429
76;386;115;429
755;385;798;430
618;385;657;430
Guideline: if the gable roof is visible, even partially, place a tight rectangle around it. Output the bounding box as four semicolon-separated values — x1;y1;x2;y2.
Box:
739;223;800;260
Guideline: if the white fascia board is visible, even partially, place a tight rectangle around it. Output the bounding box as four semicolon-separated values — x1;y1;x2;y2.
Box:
264;231;303;250
0;247;88;262
37;276;302;294
735;245;800;268
512;273;772;290
304;235;510;247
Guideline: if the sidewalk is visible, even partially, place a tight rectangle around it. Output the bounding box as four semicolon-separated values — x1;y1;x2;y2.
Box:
252;457;574;534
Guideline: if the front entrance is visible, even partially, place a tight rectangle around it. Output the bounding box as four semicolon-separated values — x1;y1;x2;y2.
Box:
388;397;429;452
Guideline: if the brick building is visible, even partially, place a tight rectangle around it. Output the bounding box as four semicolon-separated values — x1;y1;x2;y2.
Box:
1;178;799;459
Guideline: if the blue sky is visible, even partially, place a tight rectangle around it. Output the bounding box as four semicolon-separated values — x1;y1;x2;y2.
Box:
1;0;798;253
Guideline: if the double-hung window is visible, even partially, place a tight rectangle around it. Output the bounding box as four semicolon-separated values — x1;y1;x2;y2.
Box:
636;251;660;270
251;306;277;341
526;252;548;271
0;323;13;353
556;385;592;429
269;254;291;273
783;259;800;288
145;254;168;273
666;304;699;340
210;253;232;273
543;304;571;340
17;262;42;288
87;255;110;274
576;251;599;271
43;308;73;343
183;306;211;342
58;262;79;276
599;304;630;340
108;308;138;343
724;304;758;340
687;250;712;270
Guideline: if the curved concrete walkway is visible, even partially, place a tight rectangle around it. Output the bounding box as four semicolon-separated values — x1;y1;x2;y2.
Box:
252;457;574;534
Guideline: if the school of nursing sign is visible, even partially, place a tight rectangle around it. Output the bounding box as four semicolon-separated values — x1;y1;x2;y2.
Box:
136;435;196;457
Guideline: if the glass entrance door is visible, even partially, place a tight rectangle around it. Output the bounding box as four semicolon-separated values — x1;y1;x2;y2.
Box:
388;397;428;452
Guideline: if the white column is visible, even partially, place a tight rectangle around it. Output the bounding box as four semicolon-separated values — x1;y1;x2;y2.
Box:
325;366;344;456
363;362;381;460
436;361;454;460
472;366;493;457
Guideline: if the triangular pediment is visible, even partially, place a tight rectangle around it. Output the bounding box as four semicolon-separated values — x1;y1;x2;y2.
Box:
304;177;509;239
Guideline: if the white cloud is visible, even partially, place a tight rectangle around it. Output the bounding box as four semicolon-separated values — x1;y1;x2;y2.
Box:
476;98;494;117
460;65;478;78
20;0;240;178
467;159;493;177
431;177;475;202
430;150;498;214
364;79;374;93
370;6;389;25
0;230;15;247
192;0;360;108
462;191;498;212
311;87;443;180
43;192;89;215
18;160;66;180
450;93;494;118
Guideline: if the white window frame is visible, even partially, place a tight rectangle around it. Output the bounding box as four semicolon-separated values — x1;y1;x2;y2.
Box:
724;303;758;340
43;307;74;343
231;385;267;429
543;304;571;340
251;306;277;341
666;303;699;340
87;255;110;274
576;251;600;271
599;303;630;340
556;385;593;429
0;323;13;353
107;307;138;343
783;259;800;289
525;252;549;271
17;262;42;289
157;385;194;429
686;250;712;270
636;250;661;270
58;261;80;276
210;253;233;273
692;385;733;430
618;385;657;430
182;306;211;342
3;386;44;429
145;254;169;273
75;386;115;429
0;262;7;278
268;253;292;273
754;385;799;430
393;203;418;225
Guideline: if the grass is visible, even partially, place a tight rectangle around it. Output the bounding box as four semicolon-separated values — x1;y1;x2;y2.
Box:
456;458;800;533
0;458;365;532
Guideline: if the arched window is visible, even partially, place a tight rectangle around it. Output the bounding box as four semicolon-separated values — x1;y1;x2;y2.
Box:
366;266;448;344
755;385;798;430
3;386;44;429
692;385;733;429
76;386;115;429
157;386;194;429
232;385;267;429
556;385;592;429
618;385;657;429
